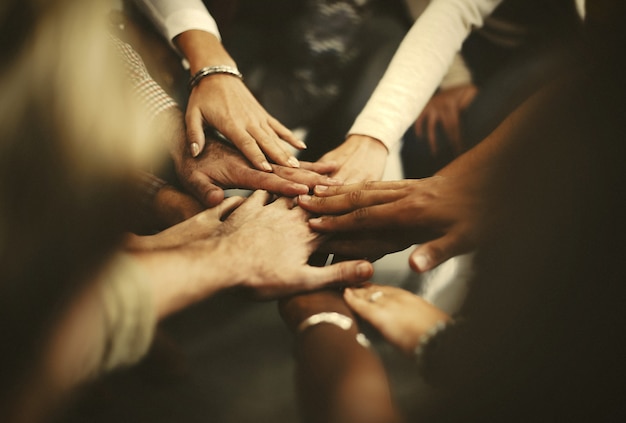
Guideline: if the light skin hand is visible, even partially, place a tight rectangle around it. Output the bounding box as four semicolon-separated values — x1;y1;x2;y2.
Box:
298;176;491;273
214;190;374;299
173;132;342;207
414;84;478;156
124;196;244;251
317;134;388;184
344;283;450;357
176;30;305;171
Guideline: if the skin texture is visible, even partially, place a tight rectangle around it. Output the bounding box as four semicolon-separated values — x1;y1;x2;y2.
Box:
279;290;403;423
414;84;478;156
317;134;389;184
131;190;375;318
175;30;305;171
163;107;341;207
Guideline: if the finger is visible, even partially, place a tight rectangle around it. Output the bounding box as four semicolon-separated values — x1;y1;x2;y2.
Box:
307;202;406;232
186;108;206;158
271;195;305;213
299;160;339;176
187;171;225;207
248;125;300;169
242;189;273;208
267;116;307;150
215;196;246;219
272;165;343;190
313;180;410;197
301;260;374;289
230;130;273;172
298;188;401;215
427;113;439;156
234;167;310;196
343;287;389;326
440;108;462;154
414;113;426;138
409;234;468;273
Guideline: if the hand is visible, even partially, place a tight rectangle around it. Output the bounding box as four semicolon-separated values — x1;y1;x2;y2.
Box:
175;29;306;171
414;84;478;156
186;74;306;170
298;176;492;273
215;190;374;299
124;196;244;251
344;284;450;356
317;135;388;184
174;134;342;207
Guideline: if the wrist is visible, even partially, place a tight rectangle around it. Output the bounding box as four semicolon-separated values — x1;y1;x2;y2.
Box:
131;239;228;319
174;30;237;74
347;134;389;155
279;290;353;333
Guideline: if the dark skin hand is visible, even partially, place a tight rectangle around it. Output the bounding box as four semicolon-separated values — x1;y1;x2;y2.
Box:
298;165;501;273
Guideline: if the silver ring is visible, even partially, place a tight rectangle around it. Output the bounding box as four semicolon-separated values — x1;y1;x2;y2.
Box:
369;291;384;303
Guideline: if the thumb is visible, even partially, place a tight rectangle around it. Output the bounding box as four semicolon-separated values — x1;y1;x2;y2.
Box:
304;260;374;290
409;235;466;273
188;171;225;207
186;108;206;158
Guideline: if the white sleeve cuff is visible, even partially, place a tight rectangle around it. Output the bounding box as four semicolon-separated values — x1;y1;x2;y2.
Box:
164;9;221;41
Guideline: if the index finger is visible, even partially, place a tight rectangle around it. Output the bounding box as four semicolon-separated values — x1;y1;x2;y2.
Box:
313;180;411;197
297;189;402;215
308;202;406;232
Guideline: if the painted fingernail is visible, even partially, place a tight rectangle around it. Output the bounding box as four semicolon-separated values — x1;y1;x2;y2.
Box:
262;161;273;172
288;156;300;168
315;185;328;192
298;140;307;149
190;142;200;157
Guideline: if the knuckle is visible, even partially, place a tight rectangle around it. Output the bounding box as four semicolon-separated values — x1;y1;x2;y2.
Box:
347;189;363;205
352;207;369;222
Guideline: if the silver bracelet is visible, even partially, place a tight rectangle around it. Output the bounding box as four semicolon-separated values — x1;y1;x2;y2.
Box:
296;312;372;349
188;65;243;91
296;312;353;334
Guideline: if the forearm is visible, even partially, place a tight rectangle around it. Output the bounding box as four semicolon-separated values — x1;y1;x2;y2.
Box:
280;291;402;423
130;241;231;319
349;0;500;149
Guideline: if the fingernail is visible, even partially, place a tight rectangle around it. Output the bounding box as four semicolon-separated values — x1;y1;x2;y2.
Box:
413;255;429;271
262;161;273;172
298;140;307;149
299;194;312;203
287;156;300;168
190;142;200;157
309;217;322;225
315;185;328;192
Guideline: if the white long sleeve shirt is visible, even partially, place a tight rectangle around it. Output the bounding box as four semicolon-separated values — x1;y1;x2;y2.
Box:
132;0;221;42
348;0;502;150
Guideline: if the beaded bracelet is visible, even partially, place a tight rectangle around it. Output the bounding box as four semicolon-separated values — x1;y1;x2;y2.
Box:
188;65;243;92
